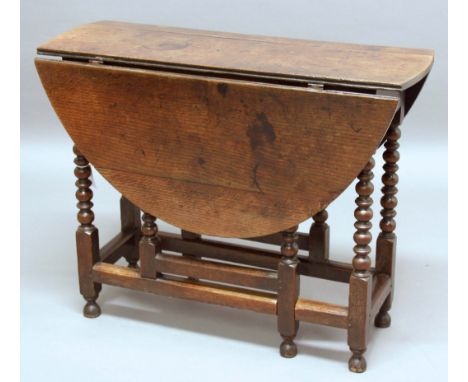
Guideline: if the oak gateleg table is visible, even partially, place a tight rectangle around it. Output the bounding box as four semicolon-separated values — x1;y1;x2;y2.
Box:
35;21;433;373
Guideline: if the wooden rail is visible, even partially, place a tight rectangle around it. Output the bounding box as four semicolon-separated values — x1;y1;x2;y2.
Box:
92;263;278;314
155;253;278;291
100;230;138;264
160;231;280;269
92;262;350;328
245;232;310;251
295;299;348;329
159;231;355;283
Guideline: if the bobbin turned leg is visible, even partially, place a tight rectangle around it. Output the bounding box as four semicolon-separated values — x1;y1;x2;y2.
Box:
308;209;329;262
139;212;161;279
348;158;374;373
278;226;300;358
375;122;400;328
74;145;102;318
120;196;141;268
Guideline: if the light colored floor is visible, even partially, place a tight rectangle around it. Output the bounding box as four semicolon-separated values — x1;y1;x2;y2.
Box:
21;133;447;382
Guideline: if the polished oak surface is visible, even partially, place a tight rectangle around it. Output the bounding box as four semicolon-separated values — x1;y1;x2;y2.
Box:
37;20;434;89
36;59;398;237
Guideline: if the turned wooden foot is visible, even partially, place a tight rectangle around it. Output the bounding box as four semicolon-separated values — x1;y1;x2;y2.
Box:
83;299;101;318
349;350;367;373
375;310;391;328
280;337;297;358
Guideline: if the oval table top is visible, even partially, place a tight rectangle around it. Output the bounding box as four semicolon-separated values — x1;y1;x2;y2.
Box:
36;22;433;237
36;58;401;237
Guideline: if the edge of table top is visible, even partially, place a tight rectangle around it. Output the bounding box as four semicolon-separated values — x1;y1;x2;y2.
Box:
37;20;434;90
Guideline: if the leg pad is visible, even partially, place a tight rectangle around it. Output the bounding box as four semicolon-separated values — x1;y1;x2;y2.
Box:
375;311;391;328
349;350;367;373
83;299;101;318
280;337;297;358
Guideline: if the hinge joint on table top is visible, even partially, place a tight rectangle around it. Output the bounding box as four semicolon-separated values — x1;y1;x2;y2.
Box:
38;52;403;99
307;83;324;91
88;57;104;65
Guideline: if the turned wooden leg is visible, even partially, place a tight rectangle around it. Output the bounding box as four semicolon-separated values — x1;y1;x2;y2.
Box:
139;212;161;279
278;226;300;358
121;196;141;268
308;209;329;262
74;145;102;318
348;158;374;373
375;122;400;328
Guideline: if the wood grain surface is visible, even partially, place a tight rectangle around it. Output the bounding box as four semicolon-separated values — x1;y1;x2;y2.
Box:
36;58;398;237
37;21;434;89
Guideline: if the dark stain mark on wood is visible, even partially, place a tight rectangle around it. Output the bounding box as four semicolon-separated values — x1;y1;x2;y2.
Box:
197;157;206;166
247;113;276;150
135;147;146;157
217;83;228;96
252;163;263;193
349;122;362;133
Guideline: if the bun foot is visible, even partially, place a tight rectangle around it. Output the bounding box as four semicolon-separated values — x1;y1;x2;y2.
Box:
280;338;297;358
83;300;101;318
348;351;367;373
375;311;391;328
